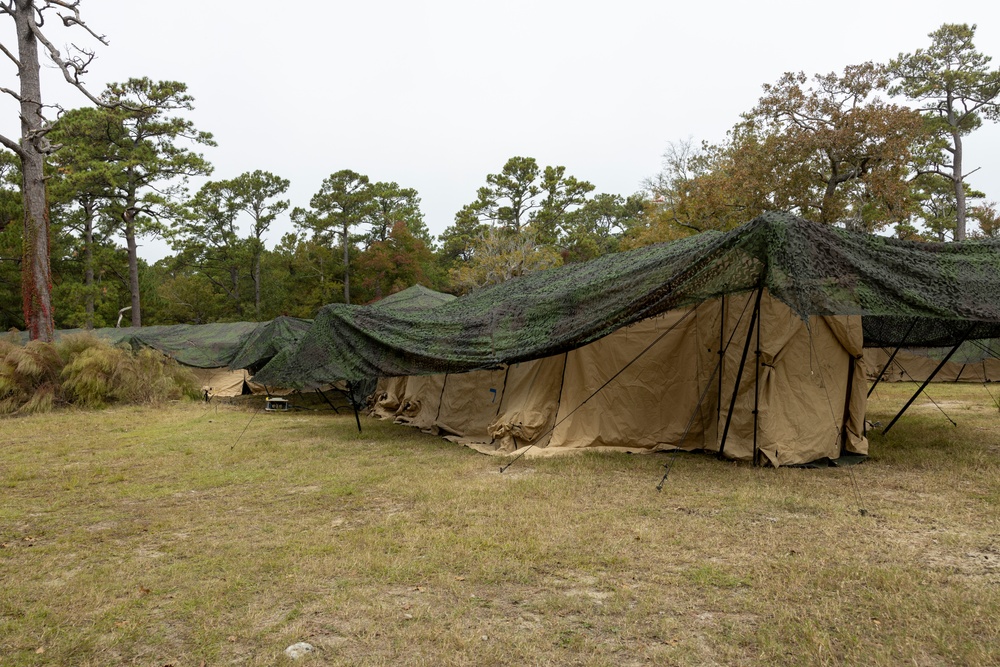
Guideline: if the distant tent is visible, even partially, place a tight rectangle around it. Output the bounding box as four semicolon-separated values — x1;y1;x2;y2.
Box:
11;319;312;399
256;212;1000;466
864;341;1000;383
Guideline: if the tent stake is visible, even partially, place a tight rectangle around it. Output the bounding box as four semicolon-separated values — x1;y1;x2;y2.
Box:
882;327;974;435
719;286;764;459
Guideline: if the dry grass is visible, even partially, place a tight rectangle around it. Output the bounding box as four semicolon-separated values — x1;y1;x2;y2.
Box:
1;384;998;666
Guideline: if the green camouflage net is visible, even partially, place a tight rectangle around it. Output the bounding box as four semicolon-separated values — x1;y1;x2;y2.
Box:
15;321;292;369
254;212;1000;388
227;316;313;373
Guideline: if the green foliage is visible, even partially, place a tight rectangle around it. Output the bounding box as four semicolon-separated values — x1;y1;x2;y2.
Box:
890;23;1000;239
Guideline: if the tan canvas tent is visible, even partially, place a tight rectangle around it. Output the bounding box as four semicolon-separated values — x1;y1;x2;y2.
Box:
373;292;868;467
863;348;1000;383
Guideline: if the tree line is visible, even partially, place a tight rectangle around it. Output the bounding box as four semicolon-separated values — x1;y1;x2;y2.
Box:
1;4;998;337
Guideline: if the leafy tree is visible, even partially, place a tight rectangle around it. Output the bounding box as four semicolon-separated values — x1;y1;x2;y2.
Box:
292;170;374;304
0;1;109;340
269;232;342;316
47;107;124;328
465;156;594;240
0;152;23;328
354;221;442;302
645;65;925;239
437;205;488;270
170;181;247;318
450;227;561;293
561;193;645;262
169;171;289;319
890;23;1000;240
741;64;923;227
970;202;1000;239
362;181;429;247
225;170;289;317
93;78;216;326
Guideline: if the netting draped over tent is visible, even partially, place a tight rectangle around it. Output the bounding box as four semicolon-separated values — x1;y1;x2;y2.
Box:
254;213;1000;388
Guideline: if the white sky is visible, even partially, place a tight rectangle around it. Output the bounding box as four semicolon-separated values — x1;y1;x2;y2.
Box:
3;0;1000;260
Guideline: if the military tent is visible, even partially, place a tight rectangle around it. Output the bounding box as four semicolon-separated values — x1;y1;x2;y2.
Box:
254;212;1000;465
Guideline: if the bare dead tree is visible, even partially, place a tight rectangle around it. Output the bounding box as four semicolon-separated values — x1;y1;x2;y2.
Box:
0;0;107;341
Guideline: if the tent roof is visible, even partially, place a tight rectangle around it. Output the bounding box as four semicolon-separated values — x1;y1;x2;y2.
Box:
227;316;313;372
253;212;1000;388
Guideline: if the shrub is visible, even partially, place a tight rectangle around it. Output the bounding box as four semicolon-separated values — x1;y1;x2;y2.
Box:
0;340;65;415
0;334;202;415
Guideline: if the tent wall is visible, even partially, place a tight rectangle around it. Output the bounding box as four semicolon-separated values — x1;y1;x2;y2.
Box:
864;348;1000;383
371;292;869;466
190;368;251;398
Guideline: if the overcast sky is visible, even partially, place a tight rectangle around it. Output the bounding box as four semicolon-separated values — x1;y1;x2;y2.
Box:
3;1;1000;260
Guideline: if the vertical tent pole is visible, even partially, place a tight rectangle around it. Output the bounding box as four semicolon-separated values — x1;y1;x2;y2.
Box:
719;286;764;459
752;294;762;466
717;295;726;419
882;326;975;435
840;354;857;457
868;319;917;398
347;381;362;432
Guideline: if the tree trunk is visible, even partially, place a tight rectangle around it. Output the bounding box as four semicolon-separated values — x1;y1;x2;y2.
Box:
14;1;54;342
253;256;261;318
230;265;242;316
123;210;142;327
83;201;95;329
953;130;966;241
342;220;351;304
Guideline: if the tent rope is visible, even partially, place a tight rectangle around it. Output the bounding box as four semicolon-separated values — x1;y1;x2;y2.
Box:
500;305;701;473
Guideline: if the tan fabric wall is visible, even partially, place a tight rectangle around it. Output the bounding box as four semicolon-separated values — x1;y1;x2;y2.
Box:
191;368;250;398
369;291;869;466
718;295;867;466
546;307;720;454
434;368;508;442
489;355;567;452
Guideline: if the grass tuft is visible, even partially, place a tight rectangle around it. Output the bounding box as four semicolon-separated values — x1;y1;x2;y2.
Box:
0;335;201;416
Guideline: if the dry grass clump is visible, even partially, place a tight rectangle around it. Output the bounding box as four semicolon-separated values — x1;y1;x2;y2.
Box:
0;339;63;415
0;333;200;415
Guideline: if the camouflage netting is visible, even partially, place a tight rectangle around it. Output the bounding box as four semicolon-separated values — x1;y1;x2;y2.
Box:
368;284;457;311
227;316;313;373
254;213;1000;389
12;320;304;370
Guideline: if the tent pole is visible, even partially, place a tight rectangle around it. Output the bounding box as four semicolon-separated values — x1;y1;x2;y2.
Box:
718;295;726;419
315;387;341;413
882;326;974;435
868;319;918;398
347;381;362;432
719;286;764;459
840;354;857;457
752;295;762;466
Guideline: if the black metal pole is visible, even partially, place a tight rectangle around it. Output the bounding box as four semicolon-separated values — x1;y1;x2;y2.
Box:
840;354;857;457
882;327;974;435
347;382;362;433
868;319;917;398
719;287;764;459
752;295;762;466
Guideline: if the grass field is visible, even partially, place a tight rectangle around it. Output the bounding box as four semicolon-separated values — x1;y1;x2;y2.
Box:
1;383;998;666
